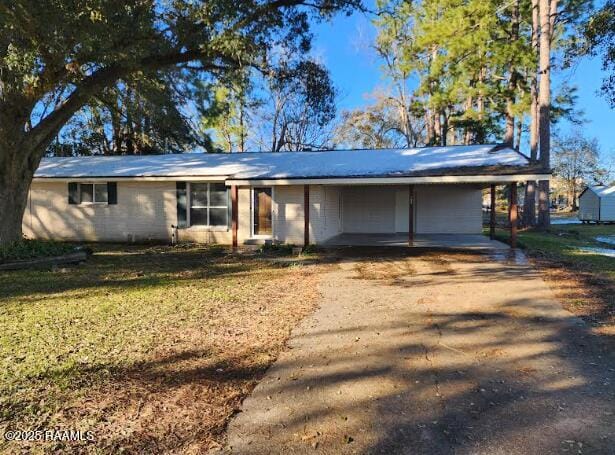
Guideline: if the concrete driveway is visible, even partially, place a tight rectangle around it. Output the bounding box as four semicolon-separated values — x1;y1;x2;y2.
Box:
224;249;615;454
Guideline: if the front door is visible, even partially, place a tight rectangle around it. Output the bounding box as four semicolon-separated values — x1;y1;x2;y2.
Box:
253;187;272;236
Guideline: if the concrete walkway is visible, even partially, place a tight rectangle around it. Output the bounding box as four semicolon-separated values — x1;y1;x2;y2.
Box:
225;250;615;454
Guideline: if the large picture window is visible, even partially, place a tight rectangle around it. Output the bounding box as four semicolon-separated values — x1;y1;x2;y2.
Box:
190;183;228;227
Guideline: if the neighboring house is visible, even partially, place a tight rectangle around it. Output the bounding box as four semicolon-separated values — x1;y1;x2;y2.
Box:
578;185;615;223
24;145;550;246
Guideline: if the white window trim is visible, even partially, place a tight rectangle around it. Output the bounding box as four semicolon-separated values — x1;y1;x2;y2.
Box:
79;182;108;205
187;182;229;231
250;186;274;239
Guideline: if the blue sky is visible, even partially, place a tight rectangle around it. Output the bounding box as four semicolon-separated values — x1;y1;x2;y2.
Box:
312;9;615;156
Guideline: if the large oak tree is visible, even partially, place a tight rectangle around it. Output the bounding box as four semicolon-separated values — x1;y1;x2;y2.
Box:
0;0;360;245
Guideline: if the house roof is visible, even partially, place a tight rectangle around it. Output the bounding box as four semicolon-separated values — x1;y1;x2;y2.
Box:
34;145;540;181
582;185;615;198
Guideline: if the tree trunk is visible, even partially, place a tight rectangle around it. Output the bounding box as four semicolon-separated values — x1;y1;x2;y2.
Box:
537;180;550;227
523;0;540;227
476;66;486;143
425;111;433;145
434;111;442;146
537;0;555;229
0;72;105;245
0;170;32;245
0;127;41;245
503;0;520;148
239;101;246;153
523;181;537;227
514;118;522;151
464;94;473;145
441;111;448;146
504;111;515;147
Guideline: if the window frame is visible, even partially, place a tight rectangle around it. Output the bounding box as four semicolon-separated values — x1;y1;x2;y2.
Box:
188;182;229;230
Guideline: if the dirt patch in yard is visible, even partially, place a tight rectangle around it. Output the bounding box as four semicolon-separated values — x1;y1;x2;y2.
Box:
352;249;478;284
0;245;326;454
355;257;416;281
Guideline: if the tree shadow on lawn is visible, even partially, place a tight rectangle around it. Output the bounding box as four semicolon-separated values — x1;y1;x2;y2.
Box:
1;243;327;452
0;244;531;302
0;244;302;301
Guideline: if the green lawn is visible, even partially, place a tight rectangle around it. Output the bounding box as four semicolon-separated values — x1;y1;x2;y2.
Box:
0;244;323;453
494;223;615;279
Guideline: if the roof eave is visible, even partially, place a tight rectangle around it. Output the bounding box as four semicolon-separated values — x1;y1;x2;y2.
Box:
225;172;553;186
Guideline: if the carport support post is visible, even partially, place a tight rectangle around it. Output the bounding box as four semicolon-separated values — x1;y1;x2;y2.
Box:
231;185;238;249
408;184;414;246
490;184;496;240
509;182;518;249
304;185;310;247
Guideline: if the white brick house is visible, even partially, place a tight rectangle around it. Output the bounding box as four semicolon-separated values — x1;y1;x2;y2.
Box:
24;145;550;247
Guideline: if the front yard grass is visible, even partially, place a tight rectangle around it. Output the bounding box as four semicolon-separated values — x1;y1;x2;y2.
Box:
493;224;615;334
0;244;324;453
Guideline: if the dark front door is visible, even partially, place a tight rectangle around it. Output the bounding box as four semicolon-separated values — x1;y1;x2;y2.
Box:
253;187;272;236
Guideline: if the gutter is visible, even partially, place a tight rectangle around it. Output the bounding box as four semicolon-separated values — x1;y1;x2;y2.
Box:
224;173;553;186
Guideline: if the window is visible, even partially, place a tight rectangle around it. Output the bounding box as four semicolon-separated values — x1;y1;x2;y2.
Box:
80;183;108;203
94;184;108;203
68;182;117;205
80;184;94;203
189;183;228;227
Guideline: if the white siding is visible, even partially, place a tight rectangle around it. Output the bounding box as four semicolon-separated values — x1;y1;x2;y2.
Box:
272;185;342;245
273;186;305;244
600;195;615;221
579;190;600;221
24;182;253;244
310;186;342;242
342;186;396;233
24;181;176;242
415;185;482;234
339;184;482;235
24;181;484;244
395;187;410;232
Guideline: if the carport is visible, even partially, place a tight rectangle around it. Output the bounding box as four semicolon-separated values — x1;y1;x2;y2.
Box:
317;182;513;249
223;145;552;249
